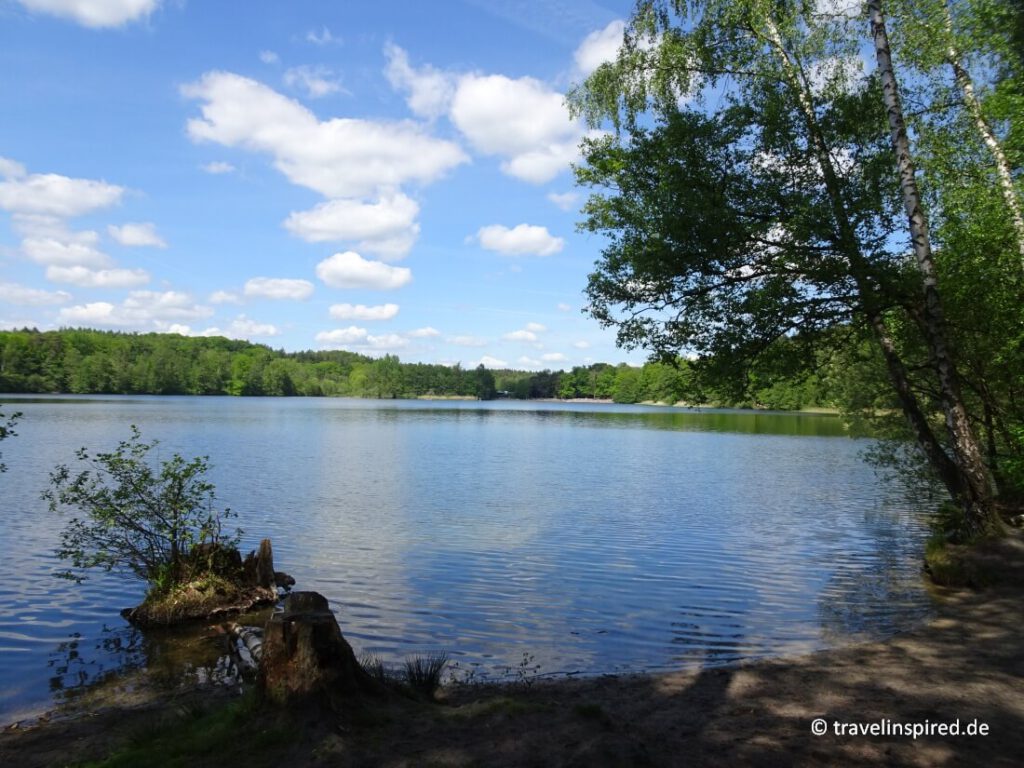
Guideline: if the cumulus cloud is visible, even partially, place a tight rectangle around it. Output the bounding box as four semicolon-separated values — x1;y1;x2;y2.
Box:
547;191;579;211
315;326;409;351
450;73;587;183
0;157;26;179
283;65;345;99
108;222;166;248
0;281;71;305
209;290;241;304
541;352;567;362
473;355;507;368
476;224;564;256
525;322;546;333
15;0;161;28
243;276;314;300
574;20;625;76
503;329;537;342
285;193;419;259
182;71;467;199
22;232;112;268
58;290;213;329
259;50;279;64
202;161;235;174
45;265;149;288
383;43;456;120
407;326;440;338
329;303;399;321
196;314;280;339
0;169;123;218
557;302;572;312
572;340;590;349
315;251;412;290
382;46;597;183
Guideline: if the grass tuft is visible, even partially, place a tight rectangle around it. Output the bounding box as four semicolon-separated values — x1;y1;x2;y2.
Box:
404;652;449;700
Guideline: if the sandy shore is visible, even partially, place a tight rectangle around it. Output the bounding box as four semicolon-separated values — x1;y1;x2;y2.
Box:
3;583;1022;767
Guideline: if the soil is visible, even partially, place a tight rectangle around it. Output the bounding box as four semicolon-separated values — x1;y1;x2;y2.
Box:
3;564;1022;766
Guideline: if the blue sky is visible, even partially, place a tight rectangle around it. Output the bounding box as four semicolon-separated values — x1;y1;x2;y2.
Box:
0;0;650;369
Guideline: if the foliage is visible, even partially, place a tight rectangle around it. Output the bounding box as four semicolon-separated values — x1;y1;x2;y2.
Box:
569;0;1023;532
0;406;19;473
45;427;241;590
0;327;833;409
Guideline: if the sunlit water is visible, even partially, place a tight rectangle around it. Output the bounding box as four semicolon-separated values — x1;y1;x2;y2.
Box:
0;396;936;720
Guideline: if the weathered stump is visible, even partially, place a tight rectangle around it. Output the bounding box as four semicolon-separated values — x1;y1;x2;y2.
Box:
258;591;380;710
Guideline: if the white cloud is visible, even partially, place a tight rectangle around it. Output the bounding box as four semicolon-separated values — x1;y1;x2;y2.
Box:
202;161;235;174
541;352;567;362
407;326;440;338
45;265;149;288
283;65;345;99
108;222;166;248
547;191;579;211
243;276;314;300
183;71;468;199
0;170;123;217
449;73;596;183
383;43;456;120
476;224;564;256
572;340;590;349
191;315;280;340
306;26;337;45
58;290;213;328
15;0;160;28
517;355;542;369
525;322;546;333
0;157;27;179
557;302;572;312
449;335;487;347
329;303;399;321
474;355;507;368
315;326;409;351
285;193;419;259
23;232;112;268
259;50;279;64
315;251;412;290
209;290;242;304
0;281;71;305
574;20;625;76
503;329;537;342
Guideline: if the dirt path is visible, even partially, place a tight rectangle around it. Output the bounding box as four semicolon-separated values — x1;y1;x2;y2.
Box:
3;585;1022;767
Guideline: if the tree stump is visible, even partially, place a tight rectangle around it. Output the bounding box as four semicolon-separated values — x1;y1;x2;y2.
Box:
258;591;380;710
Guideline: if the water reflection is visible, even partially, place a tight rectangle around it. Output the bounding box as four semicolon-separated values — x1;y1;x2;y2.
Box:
0;396;932;720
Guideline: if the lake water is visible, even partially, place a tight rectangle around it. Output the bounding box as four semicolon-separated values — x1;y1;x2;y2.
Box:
0;396;936;721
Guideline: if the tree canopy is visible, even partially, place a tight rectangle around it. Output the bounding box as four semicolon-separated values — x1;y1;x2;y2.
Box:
571;0;1024;537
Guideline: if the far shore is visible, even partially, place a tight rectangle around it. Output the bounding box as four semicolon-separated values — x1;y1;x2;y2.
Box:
3;570;1022;767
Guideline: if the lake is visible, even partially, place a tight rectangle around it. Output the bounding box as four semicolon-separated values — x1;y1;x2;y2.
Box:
0;396;936;721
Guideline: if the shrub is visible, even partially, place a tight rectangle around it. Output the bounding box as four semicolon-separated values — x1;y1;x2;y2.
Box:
45;426;241;593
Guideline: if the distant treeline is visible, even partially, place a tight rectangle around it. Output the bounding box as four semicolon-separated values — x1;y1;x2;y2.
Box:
0;329;831;408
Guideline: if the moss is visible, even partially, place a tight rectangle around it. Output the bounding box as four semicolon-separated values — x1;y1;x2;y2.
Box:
127;574;276;626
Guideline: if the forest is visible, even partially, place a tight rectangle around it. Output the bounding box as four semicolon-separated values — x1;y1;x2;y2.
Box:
0;327;830;408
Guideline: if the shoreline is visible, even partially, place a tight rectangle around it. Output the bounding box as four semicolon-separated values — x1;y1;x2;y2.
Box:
3;583;1022;767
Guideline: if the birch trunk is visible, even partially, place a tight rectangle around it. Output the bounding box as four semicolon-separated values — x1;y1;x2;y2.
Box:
868;0;1001;536
942;1;1024;267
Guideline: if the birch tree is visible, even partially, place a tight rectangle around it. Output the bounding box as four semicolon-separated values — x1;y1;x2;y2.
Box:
570;0;1011;537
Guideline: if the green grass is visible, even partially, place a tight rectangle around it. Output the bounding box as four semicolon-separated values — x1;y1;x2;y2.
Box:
73;693;294;768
